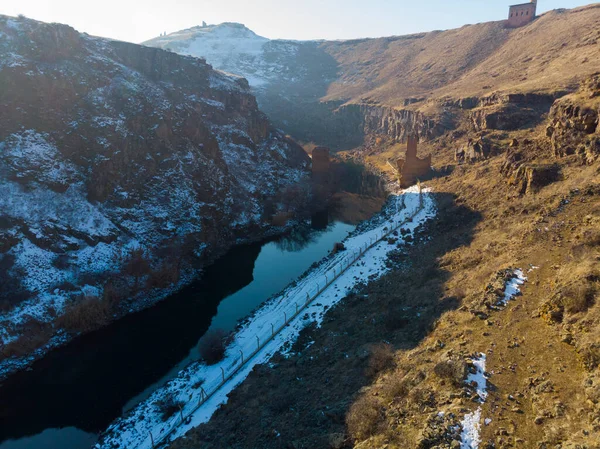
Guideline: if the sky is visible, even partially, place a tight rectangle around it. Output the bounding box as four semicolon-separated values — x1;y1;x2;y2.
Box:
0;0;594;43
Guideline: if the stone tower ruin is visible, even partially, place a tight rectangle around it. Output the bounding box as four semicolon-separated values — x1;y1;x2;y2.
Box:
396;135;431;188
507;0;537;28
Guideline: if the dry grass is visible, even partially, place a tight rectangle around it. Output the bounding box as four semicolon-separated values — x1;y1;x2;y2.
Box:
321;5;600;107
365;343;395;378
346;395;382;441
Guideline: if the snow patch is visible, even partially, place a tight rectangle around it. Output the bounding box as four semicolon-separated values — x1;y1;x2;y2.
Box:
498;269;527;306
460;353;488;449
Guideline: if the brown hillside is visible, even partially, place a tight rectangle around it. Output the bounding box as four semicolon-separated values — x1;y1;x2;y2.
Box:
321;4;600;107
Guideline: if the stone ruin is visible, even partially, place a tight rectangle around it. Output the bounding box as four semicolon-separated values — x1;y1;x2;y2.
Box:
507;0;537;28
311;146;331;176
396;135;431;188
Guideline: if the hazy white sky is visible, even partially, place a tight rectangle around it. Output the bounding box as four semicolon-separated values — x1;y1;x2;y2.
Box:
0;0;593;43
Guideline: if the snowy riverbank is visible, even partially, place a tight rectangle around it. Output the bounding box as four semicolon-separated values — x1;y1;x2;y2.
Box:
97;186;436;449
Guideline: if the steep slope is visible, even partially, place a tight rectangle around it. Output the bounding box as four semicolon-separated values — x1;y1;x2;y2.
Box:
0;15;310;378
143;23;349;148
321;4;600;105
144;5;600;149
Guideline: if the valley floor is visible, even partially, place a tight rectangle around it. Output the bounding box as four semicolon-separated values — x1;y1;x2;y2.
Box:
168;140;600;448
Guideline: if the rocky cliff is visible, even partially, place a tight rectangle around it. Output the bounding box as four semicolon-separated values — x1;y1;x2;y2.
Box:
0;15;310;377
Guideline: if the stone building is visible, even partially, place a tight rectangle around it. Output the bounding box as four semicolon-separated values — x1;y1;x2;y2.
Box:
311;146;331;179
507;0;537;28
397;135;431;188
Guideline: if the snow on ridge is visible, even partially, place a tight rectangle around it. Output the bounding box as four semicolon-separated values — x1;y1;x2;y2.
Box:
144;23;304;90
97;187;436;449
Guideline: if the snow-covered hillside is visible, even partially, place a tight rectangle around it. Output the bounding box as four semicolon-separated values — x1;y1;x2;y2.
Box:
143;23;344;146
0;15;310;379
144;23;309;89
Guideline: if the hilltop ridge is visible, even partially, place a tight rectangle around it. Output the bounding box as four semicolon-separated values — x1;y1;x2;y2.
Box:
144;4;600;149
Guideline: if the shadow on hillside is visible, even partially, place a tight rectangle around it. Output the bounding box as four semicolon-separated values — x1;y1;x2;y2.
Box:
170;191;483;449
256;44;366;151
0;242;264;441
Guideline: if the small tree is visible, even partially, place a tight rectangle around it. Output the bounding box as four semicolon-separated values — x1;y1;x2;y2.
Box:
123;247;151;288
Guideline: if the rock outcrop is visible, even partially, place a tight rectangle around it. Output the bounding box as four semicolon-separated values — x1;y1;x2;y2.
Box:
546;76;600;164
500;150;561;195
0;15;310;376
469;93;559;131
455;137;491;163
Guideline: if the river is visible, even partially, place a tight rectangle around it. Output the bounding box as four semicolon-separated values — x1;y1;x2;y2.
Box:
0;215;362;449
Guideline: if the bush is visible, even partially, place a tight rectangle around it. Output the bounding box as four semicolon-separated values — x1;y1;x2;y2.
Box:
123;247;151;286
433;357;468;386
366;343;395;378
581;343;600;371
155;393;185;421
52;254;70;270
198;329;232;365
56;295;111;333
0;319;53;359
382;375;410;401
146;263;180;289
562;285;596;314
408;388;436;411
346;395;382;442
383;308;410;331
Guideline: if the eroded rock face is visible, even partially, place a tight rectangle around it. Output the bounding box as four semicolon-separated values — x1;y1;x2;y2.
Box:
546;77;600;163
469;93;559;131
359;105;453;143
0;15;310;369
500;151;561;195
455;137;491;163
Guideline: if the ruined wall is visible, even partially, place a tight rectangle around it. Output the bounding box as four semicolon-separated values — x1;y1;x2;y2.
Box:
507;2;536;28
397;136;432;188
312;147;331;176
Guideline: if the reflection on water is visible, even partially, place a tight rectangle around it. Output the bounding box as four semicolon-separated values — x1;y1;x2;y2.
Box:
0;428;96;449
0;220;354;449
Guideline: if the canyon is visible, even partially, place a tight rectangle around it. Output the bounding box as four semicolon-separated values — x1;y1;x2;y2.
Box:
1;3;600;449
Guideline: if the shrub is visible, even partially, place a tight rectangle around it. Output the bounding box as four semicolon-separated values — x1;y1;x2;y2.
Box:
346;395;382;442
583;229;600;247
408;388;436;411
52;254;70;270
562;285;596;314
56;295;111;333
155;393;185;421
433;357;468;386
198;329;232;365
366;343;395;378
332;242;346;254
383;308;410;331
581;343;600;371
0;319;53;360
123;247;151;286
381;375;410;401
146;263;180;289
